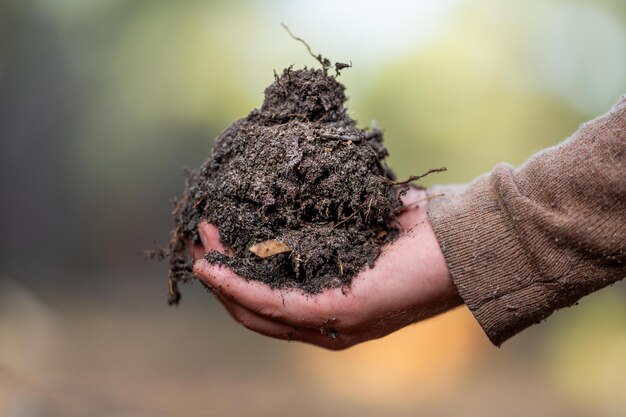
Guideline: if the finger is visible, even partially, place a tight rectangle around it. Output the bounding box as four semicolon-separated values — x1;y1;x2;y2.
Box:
211;286;350;347
193;259;346;327
217;292;302;340
199;275;296;338
186;239;205;260
198;221;225;253
198;221;235;256
209;275;359;348
217;293;354;350
188;242;205;261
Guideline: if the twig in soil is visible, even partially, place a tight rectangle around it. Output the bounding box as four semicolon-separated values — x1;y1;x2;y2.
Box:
320;128;382;143
337;254;344;275
399;193;445;212
281;23;331;72
321;133;362;143
390;167;447;186
273;69;288;95
334;212;356;228
365;197;374;222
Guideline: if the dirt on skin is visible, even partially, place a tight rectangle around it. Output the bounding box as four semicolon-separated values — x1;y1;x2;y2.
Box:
166;66;414;305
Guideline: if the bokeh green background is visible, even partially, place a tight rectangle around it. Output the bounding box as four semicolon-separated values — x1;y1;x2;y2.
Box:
1;1;625;416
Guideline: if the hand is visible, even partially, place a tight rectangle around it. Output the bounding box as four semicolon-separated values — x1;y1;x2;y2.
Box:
192;187;462;350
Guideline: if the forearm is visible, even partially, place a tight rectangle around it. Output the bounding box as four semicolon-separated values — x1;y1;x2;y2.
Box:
428;96;626;346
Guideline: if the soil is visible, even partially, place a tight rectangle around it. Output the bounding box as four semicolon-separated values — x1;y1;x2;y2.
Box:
165;67;411;305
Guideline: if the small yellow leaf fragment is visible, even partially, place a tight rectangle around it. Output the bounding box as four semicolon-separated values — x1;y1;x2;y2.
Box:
249;239;292;258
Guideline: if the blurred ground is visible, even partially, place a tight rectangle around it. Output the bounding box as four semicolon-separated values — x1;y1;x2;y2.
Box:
1;0;625;416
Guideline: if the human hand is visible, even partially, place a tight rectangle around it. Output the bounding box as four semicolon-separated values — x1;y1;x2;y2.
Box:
192;187;462;350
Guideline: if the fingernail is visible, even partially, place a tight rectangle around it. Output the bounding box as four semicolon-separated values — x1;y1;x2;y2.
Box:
198;224;209;249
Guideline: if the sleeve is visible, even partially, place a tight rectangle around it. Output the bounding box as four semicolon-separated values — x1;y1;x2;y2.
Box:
427;96;626;346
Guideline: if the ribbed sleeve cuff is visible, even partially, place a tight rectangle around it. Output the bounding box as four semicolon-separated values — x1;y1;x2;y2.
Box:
427;170;549;346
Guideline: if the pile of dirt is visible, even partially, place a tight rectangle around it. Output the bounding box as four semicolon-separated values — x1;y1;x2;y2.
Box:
165;66;413;305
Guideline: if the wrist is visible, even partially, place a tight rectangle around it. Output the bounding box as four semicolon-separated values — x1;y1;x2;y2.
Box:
423;211;463;311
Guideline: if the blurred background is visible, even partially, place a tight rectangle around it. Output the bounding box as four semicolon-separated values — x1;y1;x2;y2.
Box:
1;0;625;416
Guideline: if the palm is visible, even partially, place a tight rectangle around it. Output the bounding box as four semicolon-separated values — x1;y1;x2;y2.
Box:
192;187;461;350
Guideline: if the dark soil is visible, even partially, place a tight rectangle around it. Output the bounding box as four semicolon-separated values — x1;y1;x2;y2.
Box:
165;67;410;305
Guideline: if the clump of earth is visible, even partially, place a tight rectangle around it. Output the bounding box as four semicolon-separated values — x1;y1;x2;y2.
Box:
165;65;424;305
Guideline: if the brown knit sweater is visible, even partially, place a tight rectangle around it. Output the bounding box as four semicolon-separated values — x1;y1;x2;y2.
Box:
428;96;626;346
